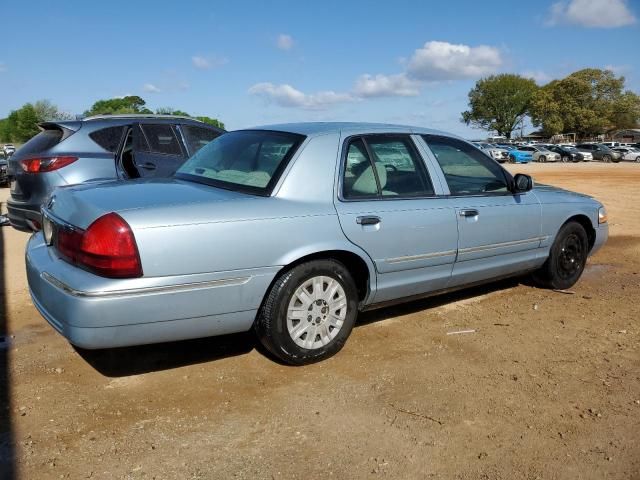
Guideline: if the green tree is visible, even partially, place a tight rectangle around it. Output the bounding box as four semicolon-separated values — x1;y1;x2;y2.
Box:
155;107;190;116
14;104;41;142
530;68;640;137
461;74;538;139
84;96;152;116
194;116;225;129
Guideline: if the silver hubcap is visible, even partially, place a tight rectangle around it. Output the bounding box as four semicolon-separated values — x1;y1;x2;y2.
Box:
286;276;347;350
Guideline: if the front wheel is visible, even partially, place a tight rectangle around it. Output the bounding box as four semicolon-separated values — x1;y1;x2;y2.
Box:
538;155;546;163
533;222;589;290
254;260;358;365
602;155;611;163
561;155;569;163
508;155;516;164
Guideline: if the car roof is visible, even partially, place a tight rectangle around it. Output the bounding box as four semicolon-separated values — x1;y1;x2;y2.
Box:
80;114;223;128
245;122;454;138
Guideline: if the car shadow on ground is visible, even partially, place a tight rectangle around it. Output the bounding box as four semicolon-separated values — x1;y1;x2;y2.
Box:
358;276;522;325
75;331;256;377
78;277;524;377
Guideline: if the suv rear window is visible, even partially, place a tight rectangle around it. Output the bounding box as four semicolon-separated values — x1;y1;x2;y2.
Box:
17;128;64;156
89;126;126;153
182;125;221;155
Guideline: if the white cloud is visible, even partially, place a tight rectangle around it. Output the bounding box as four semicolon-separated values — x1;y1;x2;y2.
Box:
546;0;636;27
522;70;554;84
248;83;355;110
353;73;421;97
407;41;503;81
192;55;228;70
276;34;294;51
249;40;505;108
605;64;632;75
142;83;161;93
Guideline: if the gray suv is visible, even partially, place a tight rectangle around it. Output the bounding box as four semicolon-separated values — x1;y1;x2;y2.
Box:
575;143;622;163
7;115;224;231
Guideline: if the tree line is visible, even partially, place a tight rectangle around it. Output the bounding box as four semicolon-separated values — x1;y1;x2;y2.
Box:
461;68;640;139
0;96;225;143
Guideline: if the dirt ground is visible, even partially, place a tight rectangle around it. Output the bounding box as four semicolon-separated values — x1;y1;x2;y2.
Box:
0;163;638;479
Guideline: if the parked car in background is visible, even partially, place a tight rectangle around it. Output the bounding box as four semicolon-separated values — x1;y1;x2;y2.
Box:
7;114;225;232
575;143;622;163
0;157;8;186
530;145;560;163
600;142;620;148
3;144;16;159
473;142;509;163
26;122;607;365
547;145;592;162
613;147;640;162
507;146;533;163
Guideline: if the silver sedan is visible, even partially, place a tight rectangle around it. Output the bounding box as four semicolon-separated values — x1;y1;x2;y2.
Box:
27;123;608;364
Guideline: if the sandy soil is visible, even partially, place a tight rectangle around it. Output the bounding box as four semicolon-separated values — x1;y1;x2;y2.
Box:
0;163;638;479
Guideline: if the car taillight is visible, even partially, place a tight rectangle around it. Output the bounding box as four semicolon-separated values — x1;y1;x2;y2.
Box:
20;156;78;173
56;213;142;278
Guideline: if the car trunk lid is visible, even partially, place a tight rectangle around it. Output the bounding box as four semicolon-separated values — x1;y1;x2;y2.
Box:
45;178;254;230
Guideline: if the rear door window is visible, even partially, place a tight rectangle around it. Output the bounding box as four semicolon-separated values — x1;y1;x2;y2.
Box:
140;124;184;156
89;126;126;153
182;125;222;155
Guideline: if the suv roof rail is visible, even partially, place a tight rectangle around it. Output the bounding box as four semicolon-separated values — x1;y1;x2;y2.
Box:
82;113;203;122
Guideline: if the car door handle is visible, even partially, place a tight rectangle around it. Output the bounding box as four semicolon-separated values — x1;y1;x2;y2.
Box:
140;162;157;170
459;209;479;218
356;215;381;226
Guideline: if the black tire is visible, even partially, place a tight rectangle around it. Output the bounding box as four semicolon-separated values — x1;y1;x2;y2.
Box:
508;155;516;164
533;222;589;290
254;259;358;365
602;155;611;163
636;156;640;163
561;155;569;163
538;155;546;163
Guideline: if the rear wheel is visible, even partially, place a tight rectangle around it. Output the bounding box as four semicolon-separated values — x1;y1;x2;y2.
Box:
602;154;611;163
254;260;358;365
538;155;546;163
561;155;569;163
533;222;589;290
636;156;640;163
508;155;516;164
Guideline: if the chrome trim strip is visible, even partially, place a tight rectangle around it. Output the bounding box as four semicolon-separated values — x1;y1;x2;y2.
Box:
41;272;250;298
459;236;548;254
386;249;457;264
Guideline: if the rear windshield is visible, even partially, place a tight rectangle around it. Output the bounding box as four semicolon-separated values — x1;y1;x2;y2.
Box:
175;130;305;195
17;128;64;156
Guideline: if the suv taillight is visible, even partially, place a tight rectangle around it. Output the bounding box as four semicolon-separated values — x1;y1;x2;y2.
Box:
56;213;142;278
20;156;78;173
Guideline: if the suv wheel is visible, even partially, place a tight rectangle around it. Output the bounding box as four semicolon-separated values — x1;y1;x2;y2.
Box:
533;222;589;290
602;154;611;163
255;260;358;365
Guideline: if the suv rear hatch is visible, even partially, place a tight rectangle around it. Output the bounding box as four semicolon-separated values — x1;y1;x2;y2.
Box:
8;121;81;201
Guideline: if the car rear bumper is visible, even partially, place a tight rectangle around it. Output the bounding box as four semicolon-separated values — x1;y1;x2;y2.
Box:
26;233;277;349
7;200;41;232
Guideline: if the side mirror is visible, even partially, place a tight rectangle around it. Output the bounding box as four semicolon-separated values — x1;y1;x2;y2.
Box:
513;173;534;193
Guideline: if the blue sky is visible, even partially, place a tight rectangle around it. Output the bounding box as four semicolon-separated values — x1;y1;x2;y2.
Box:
1;0;638;137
